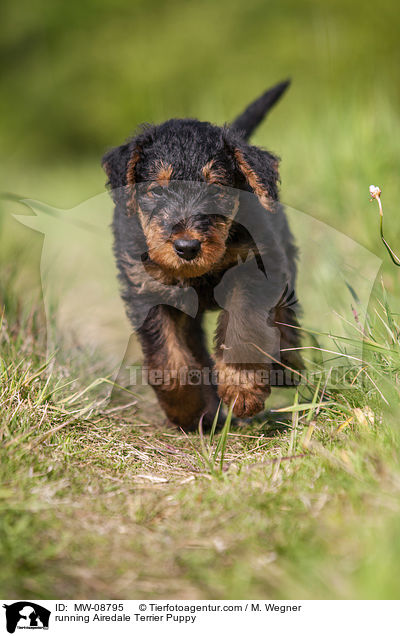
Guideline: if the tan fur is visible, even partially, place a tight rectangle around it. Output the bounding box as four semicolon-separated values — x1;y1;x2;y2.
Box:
234;148;273;211
215;360;271;417
202;160;228;185
161;313;196;382
126;148;141;214
214;242;254;272
146;311;219;429
155;162;173;186
141;217;229;279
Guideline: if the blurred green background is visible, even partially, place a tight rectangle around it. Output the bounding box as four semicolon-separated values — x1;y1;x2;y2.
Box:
1;0;400;257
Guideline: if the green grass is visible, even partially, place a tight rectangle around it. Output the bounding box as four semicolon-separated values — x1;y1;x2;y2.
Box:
1;282;400;599
2;0;400;601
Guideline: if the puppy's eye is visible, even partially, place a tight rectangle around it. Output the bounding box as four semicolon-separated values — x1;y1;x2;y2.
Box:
148;185;165;198
208;184;226;199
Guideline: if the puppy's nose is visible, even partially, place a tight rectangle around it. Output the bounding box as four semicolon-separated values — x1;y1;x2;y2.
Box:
173;238;201;261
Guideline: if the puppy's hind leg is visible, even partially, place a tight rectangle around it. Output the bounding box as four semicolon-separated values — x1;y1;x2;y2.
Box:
138;306;219;431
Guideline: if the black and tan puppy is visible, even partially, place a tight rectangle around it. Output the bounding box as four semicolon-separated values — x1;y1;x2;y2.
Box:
102;80;302;430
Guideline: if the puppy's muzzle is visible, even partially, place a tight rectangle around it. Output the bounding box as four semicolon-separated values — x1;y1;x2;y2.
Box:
173;238;201;261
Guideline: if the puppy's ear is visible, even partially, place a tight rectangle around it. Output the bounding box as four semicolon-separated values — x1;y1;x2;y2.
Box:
101;143;132;190
224;134;280;210
102;142;141;213
102;127;155;213
102;142;140;214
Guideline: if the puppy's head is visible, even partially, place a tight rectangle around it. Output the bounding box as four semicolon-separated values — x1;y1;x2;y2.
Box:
102;119;279;278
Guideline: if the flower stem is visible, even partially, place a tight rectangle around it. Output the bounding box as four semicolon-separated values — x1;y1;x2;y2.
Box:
369;185;400;267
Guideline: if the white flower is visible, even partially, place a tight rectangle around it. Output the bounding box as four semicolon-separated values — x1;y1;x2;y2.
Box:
369;184;382;200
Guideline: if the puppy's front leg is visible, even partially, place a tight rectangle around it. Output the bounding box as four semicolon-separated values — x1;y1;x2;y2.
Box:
214;283;283;418
214;323;273;418
138;306;219;430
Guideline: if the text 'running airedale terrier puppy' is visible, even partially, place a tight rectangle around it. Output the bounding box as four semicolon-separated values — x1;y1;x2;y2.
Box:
102;80;303;430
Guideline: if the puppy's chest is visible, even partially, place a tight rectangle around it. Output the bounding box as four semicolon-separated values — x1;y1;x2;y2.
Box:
140;238;263;311
189;242;262;306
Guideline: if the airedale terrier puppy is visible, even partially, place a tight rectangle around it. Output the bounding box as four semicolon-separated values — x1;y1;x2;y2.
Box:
102;80;302;430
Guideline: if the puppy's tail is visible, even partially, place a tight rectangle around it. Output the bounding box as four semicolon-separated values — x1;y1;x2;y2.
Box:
230;79;290;140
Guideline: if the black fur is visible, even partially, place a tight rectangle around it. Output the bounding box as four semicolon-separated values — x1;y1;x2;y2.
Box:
231;79;290;139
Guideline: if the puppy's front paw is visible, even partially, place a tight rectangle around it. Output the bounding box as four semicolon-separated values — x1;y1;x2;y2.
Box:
219;384;268;417
216;363;270;418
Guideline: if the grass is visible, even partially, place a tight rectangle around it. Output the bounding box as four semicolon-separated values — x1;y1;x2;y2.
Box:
1;276;400;599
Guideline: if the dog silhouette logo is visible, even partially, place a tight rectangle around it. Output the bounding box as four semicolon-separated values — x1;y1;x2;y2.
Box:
2;602;51;633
